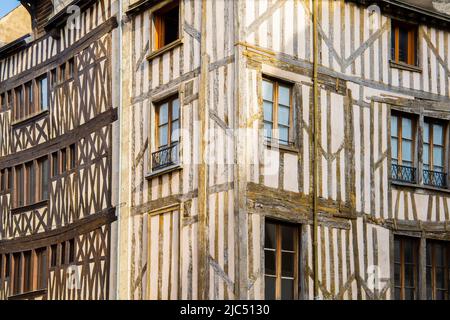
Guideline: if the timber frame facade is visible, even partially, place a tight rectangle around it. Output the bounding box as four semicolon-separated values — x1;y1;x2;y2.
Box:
0;0;119;299
1;0;450;300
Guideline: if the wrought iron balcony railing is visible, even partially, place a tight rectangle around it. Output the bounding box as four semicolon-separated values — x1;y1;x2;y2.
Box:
423;169;447;189
391;163;417;184
264;136;295;148
151;143;179;171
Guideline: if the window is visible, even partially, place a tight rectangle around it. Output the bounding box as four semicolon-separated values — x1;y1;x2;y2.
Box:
13;157;49;208
69;144;76;170
61;241;66;265
426;241;449;300
0;168;7;192
14;86;23;121
423;120;447;188
50;244;57;267
391;114;417;183
152;96;180;171
391;21;417;66
68;58;75;78
15;165;24;208
153;1;180;51
38;76;48;111
52;152;59;177
25;81;33;116
11;248;48;295
262;78;293;146
12;253;22;295
50;68;57;87
61;148;67;173
68;239;75;264
59;63;66;82
264;221;299;300
1;92;6;110
394;236;419;300
38;157;49;201
36;248;47;290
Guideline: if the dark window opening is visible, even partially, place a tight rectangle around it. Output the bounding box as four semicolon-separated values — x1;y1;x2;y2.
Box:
391;21;417;66
153;1;180;50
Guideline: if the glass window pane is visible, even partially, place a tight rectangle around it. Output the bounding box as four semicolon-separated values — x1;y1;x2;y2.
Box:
279;126;289;144
281;278;294;300
172;99;180;120
265;276;276;300
281;225;295;251
404;288;415;300
395;264;401;284
262;80;273;102
171;120;179;143
394;239;401;263
395;287;401;300
278;105;290;126
264;223;276;249
436;290;445;300
264;250;276;276
423;144;429;166
391;116;398;137
399;27;409;63
281;252;294;277
433;146;444;168
436;267;445;289
278;85;290;106
159;125;168;147
402;118;412;139
424;122;429;143
433;124;443;145
264;101;273;122
264;122;273;139
391;138;398;160
402;140;412;162
404;240;415;263
405;265;415;287
159;103;168;125
40;77;48;111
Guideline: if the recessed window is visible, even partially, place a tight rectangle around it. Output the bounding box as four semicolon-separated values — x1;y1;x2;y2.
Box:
391;20;417;66
10;248;48;295
394;236;419;300
262;78;294;146
52;151;59;177
69;144;76;170
50;244;57;267
152;96;180;171
153;1;180;51
59;63;66;82
13;157;49;208
68;58;75;78
14;86;24;121
426;241;449;300
391;113;417;183
38;75;48;111
264;220;299;300
25;81;34;116
423;120;447;188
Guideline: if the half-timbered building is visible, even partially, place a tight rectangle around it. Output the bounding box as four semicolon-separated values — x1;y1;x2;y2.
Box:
0;0;119;300
117;0;450;300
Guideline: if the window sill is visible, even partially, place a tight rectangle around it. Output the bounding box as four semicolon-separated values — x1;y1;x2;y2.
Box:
11;199;49;215
11;109;49;128
264;141;299;154
389;60;422;73
147;38;183;62
391;181;450;194
8;288;47;300
145;163;182;180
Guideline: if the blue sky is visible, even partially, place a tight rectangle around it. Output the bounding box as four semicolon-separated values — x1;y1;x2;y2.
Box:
0;0;20;19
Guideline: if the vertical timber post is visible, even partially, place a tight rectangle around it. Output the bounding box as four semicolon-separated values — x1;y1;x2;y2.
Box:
198;0;210;300
312;0;320;300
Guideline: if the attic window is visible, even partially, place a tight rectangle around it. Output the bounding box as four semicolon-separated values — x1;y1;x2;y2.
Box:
153;1;180;51
391;20;418;66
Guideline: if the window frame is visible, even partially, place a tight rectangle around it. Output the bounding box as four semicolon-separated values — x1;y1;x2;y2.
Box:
391;20;418;67
426;241;449;300
262;77;295;147
12;156;49;209
151;0;182;53
394;236;420;300
423;118;447;173
264;220;300;300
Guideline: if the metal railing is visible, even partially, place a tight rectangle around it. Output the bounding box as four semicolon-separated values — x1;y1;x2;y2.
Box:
423;169;447;189
391;163;417;184
264;136;295;148
151;143;179;171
